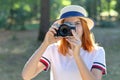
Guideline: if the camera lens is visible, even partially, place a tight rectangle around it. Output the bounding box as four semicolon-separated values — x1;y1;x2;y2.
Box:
61;26;69;34
59;25;70;37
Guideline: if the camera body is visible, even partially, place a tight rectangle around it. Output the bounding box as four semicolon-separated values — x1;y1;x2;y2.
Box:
55;22;76;37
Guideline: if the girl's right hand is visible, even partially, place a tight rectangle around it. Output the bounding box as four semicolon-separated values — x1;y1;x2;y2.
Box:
43;25;62;46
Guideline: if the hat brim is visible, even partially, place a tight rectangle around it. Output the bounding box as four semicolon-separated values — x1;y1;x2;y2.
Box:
54;16;94;30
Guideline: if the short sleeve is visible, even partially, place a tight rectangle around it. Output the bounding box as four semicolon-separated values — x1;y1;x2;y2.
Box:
91;47;107;75
39;45;51;71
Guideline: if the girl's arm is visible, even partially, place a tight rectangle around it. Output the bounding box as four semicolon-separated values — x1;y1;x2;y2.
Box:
22;41;49;80
73;46;102;80
22;26;62;80
66;30;103;80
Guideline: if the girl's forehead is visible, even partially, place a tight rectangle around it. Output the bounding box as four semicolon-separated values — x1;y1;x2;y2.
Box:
64;17;80;22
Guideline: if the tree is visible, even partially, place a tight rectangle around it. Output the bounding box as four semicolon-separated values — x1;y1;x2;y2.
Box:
71;0;85;6
50;0;65;22
115;0;120;20
107;0;112;20
85;0;98;20
38;0;50;41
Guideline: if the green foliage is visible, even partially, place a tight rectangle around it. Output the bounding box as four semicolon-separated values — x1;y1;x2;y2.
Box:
0;0;40;30
10;7;33;30
110;0;117;9
0;0;119;30
50;0;64;21
101;0;109;11
115;0;120;19
71;0;85;6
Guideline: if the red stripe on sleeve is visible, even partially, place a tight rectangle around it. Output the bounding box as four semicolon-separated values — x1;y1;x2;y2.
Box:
40;59;49;71
92;65;106;75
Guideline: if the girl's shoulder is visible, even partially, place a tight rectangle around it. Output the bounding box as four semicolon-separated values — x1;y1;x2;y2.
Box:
81;45;105;54
94;45;105;52
92;45;105;56
48;43;58;48
47;43;58;51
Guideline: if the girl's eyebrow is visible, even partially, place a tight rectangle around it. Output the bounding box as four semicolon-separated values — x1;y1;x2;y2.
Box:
74;21;81;24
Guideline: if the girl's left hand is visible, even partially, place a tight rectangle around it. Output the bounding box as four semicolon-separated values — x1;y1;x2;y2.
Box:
65;30;82;48
65;30;82;56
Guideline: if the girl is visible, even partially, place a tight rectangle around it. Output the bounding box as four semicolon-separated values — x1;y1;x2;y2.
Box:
22;5;106;80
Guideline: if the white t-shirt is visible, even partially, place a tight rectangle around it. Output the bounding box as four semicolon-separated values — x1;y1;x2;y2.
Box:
40;43;106;80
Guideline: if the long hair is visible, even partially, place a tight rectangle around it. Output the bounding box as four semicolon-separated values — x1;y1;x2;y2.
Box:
58;18;95;56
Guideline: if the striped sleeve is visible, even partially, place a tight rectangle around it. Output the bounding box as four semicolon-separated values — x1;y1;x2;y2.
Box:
92;62;106;74
39;45;52;71
40;56;51;71
91;47;107;75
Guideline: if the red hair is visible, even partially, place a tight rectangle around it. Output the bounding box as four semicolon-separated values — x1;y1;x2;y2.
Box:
58;18;95;56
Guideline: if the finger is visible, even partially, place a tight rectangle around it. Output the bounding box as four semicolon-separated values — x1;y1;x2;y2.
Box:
54;37;62;42
51;26;58;30
66;38;81;46
51;23;59;30
71;30;77;37
66;38;75;45
57;36;63;39
71;30;80;40
52;23;60;28
65;36;74;39
65;37;75;41
65;39;71;43
47;31;54;36
49;28;57;34
55;36;63;40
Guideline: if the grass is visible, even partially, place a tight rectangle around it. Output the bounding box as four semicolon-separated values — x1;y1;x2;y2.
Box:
0;30;49;80
0;26;120;80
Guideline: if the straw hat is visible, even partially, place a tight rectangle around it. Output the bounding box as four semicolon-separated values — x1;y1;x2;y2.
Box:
54;5;94;30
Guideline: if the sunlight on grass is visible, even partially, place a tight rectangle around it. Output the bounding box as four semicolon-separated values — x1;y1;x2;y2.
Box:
0;47;9;54
11;48;26;54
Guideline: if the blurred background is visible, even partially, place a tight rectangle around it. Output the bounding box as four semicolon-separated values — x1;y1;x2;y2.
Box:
0;0;120;80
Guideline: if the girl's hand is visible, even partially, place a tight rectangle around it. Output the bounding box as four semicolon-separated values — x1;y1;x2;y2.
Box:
66;30;82;47
44;24;62;45
65;30;82;56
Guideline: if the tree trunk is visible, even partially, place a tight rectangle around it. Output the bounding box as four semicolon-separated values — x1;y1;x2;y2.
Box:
99;0;102;21
38;0;50;41
107;0;111;20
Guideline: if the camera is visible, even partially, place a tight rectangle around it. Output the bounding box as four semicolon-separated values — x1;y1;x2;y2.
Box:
55;22;76;37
